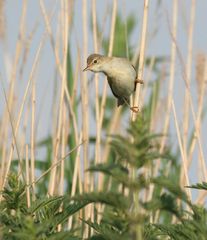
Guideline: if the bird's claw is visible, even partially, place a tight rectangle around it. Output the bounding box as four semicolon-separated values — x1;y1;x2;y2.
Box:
130;106;139;113
135;79;144;84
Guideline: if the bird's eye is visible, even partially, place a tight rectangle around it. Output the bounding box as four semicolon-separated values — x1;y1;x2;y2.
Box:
93;59;97;64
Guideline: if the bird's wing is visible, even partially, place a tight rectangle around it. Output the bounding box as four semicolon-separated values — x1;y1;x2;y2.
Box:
107;77;120;99
107;77;129;107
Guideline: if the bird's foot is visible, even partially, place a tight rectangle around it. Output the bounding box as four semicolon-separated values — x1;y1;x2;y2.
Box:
130;106;139;113
135;79;144;84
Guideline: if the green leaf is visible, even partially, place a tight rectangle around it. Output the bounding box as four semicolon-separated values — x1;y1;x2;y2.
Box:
186;182;207;191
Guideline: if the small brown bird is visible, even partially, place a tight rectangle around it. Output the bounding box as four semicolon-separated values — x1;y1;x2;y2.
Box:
83;54;143;112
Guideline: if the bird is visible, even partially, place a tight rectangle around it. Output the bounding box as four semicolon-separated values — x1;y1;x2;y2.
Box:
83;54;143;112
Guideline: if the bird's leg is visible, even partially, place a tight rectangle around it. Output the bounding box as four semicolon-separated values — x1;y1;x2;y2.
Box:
123;98;139;113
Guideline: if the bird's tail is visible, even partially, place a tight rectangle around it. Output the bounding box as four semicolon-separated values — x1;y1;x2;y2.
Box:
117;97;129;107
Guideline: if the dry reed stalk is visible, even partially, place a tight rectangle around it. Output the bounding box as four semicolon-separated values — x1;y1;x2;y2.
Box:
188;95;207;176
91;0;101;228
18;123;27;179
60;105;66;196
19;24;38;80
182;0;196;176
25;144;31;208
123;0;129;59
39;0;63;74
0;0;5;40
130;2;149;238
176;52;207;186
58;1;70;229
99;1;126;159
68;133;82;229
59;0;70;196
40;1;78;196
102;108;121;166
144;62;169;207
30;74;36;200
0;0;28;189
99;0;117;128
149;1;178;203
1;37;44;191
172;99;192;200
94;1;117;225
140;56;155;105
71;55;80;107
92;0;101;186
97;5;110;51
0;133;6;187
179;76;207;188
98;108;121;222
0;80;24;189
64;44;79;148
181;53;207;193
132;0;149;121
82;0;90;237
160;0;177;151
149;63;167;131
187;54;207;169
40;0;78;195
40;0;69;195
81;0;89;190
166;4;206;190
58;109;66;231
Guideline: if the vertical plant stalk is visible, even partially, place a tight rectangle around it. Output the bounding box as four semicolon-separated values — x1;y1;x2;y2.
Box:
40;0;68;196
82;0;89;191
149;0;178;204
92;0;100;189
0;38;44;191
0;0;5;40
132;0;149;122
180;54;207;191
68;133;82;229
172;99;192;199
25;144;31;208
0;0;27;189
100;0;117;128
60;106;66;196
92;0;100;227
166;2;206;194
0;80;25;193
160;0;177;154
149;0;178;213
30;77;36;200
182;0;196;179
187;55;207;178
59;0;69;197
123;0;129;59
82;0;90;237
96;0;117;225
131;1;149;239
40;0;77;196
140;56;155;105
102;108;121;165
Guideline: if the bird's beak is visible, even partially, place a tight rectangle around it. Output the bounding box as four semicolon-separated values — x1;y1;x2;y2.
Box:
83;66;89;72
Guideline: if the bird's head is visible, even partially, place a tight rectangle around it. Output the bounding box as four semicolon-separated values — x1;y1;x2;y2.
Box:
83;54;105;73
